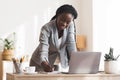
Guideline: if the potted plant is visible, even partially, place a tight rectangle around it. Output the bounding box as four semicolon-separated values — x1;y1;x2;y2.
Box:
0;32;16;61
104;47;120;74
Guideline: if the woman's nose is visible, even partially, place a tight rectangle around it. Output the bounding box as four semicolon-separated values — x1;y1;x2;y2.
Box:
62;22;67;26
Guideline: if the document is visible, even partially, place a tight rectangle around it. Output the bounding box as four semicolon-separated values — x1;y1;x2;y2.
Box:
38;71;61;74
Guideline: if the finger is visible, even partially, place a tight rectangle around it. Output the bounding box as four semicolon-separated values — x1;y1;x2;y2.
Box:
46;65;53;72
43;64;52;72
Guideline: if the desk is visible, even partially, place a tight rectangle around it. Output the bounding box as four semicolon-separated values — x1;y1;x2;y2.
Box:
7;72;120;80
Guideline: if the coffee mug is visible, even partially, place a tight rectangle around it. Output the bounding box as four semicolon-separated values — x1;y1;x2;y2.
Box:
25;66;35;73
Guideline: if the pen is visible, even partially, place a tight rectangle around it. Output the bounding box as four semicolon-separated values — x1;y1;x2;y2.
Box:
20;56;24;63
44;57;51;66
45;58;52;67
44;57;54;71
20;58;22;63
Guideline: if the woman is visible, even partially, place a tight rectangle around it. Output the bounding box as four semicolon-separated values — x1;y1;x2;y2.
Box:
30;4;78;72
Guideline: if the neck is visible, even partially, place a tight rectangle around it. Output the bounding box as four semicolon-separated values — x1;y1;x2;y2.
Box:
58;29;63;38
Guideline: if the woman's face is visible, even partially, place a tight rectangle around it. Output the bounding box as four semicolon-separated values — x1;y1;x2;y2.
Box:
56;13;74;31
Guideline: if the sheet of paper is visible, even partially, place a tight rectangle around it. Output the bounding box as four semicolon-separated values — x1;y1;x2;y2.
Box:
38;71;61;74
47;71;61;74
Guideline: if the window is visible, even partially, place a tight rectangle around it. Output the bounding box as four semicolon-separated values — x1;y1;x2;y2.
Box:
93;0;120;71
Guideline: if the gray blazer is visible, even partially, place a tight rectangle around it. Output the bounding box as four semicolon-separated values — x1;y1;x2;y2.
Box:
30;19;77;71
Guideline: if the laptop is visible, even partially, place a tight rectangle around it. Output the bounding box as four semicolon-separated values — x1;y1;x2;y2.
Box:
68;52;101;74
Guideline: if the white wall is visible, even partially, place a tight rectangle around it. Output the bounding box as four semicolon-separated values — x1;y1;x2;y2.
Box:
78;0;93;51
93;0;108;71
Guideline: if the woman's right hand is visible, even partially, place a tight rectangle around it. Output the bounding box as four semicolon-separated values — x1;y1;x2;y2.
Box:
41;61;54;72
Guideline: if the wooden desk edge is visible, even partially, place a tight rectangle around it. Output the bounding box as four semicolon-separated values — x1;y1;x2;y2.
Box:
6;71;120;77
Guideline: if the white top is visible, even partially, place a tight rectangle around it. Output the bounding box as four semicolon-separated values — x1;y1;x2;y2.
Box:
54;37;62;64
54;37;69;72
58;37;62;49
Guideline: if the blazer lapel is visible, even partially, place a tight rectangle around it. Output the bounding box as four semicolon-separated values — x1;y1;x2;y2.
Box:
53;24;59;49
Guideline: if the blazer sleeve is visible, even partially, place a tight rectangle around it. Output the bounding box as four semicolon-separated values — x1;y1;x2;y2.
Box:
66;22;77;56
39;25;50;62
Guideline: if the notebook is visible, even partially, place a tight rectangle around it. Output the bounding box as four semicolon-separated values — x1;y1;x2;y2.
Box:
68;52;101;74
